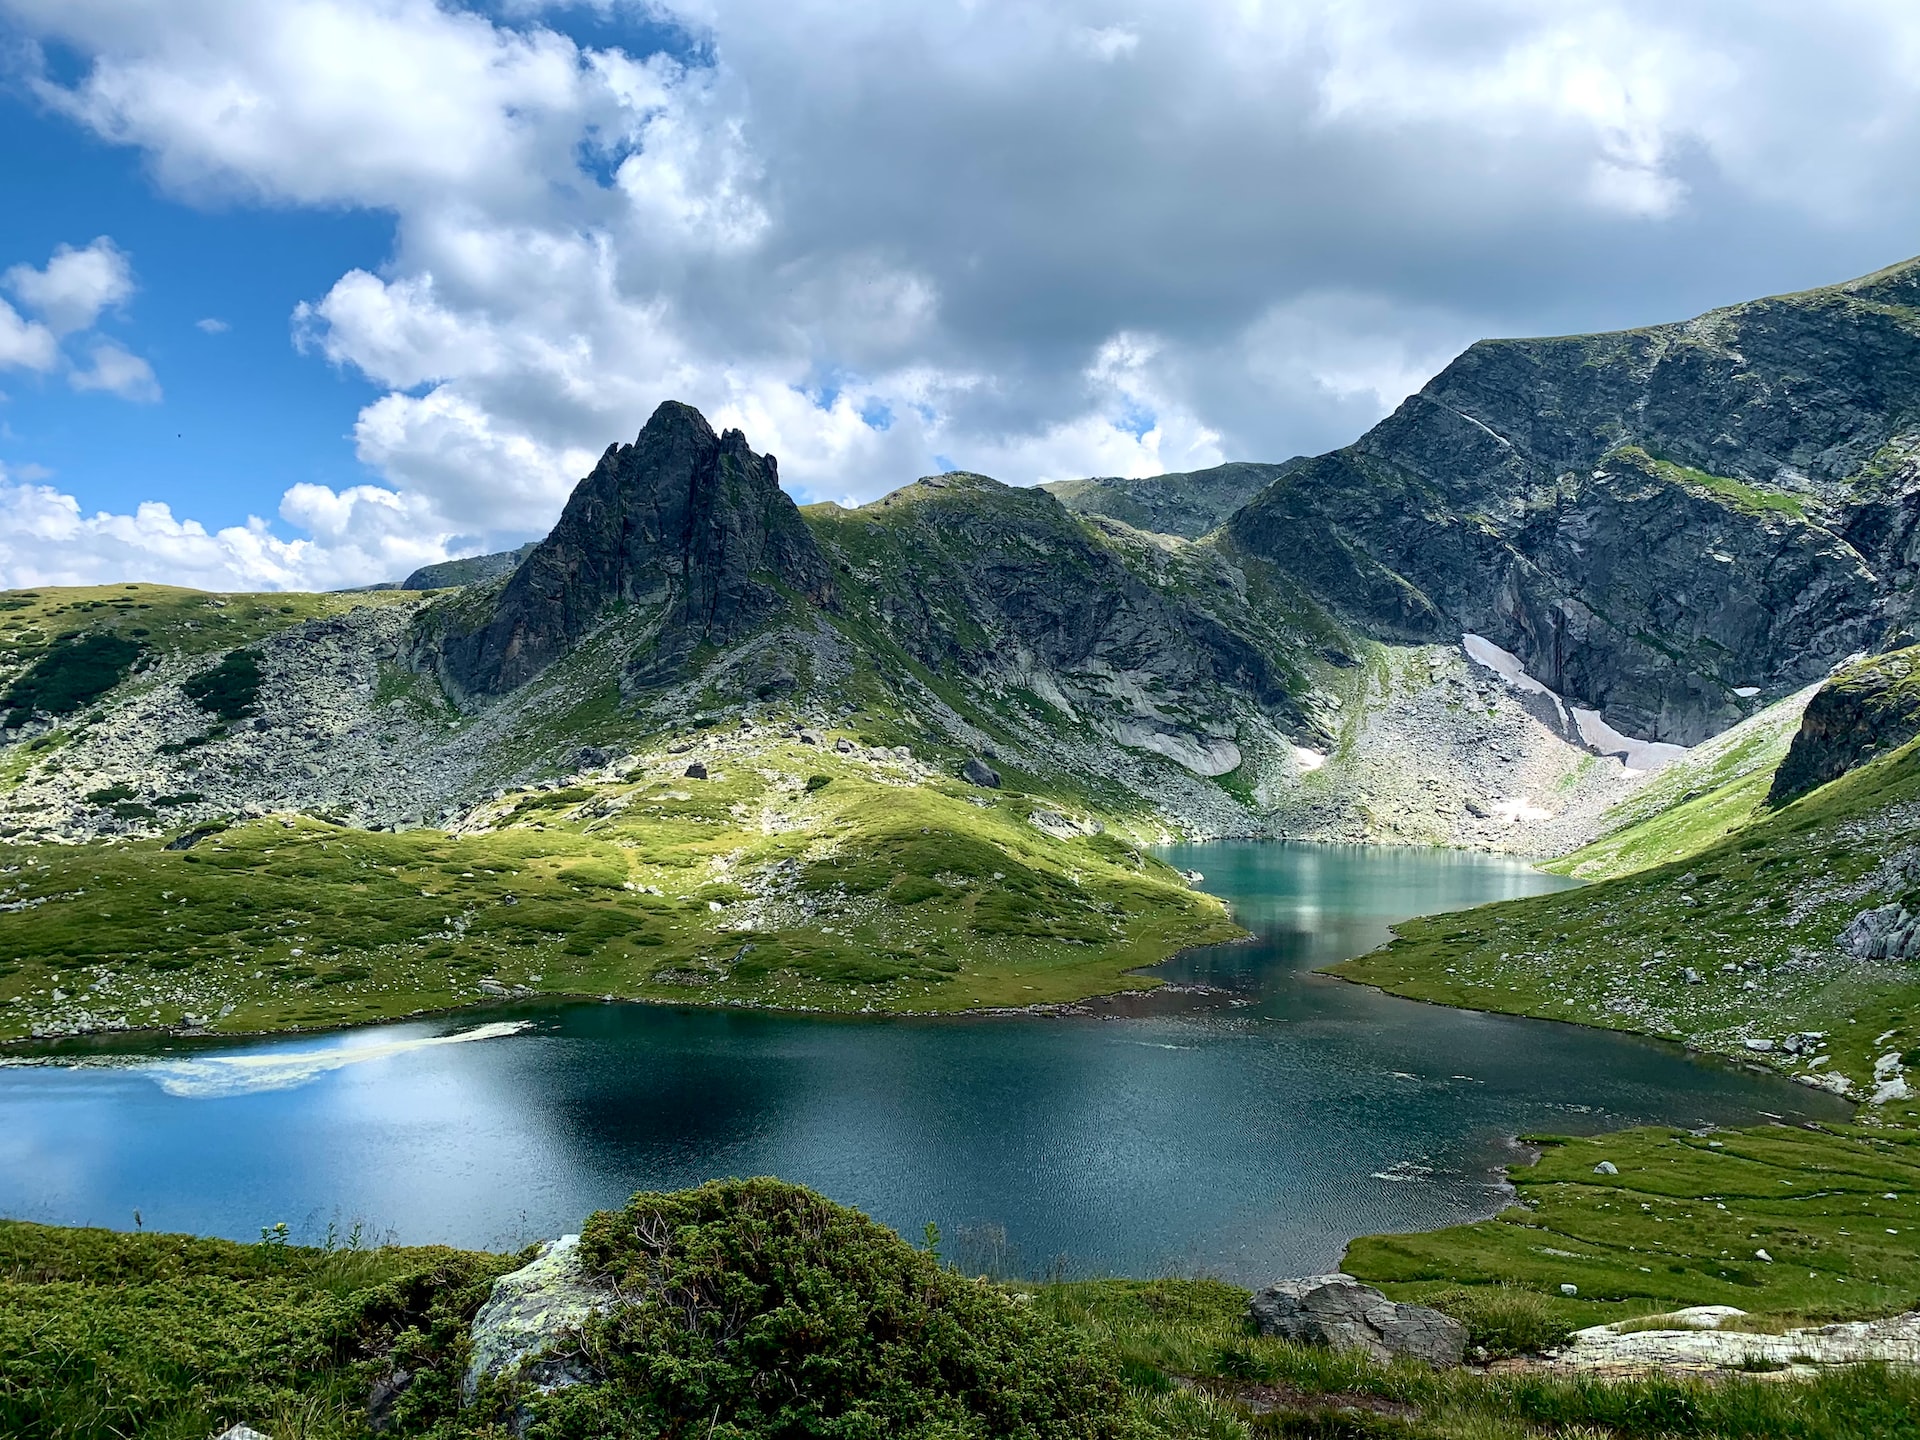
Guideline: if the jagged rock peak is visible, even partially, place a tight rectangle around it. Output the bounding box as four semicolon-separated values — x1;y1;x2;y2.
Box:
422;400;834;698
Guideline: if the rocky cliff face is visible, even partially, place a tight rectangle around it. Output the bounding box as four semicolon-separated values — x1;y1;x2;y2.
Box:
419;402;834;699
808;473;1322;770
1229;258;1920;745
1770;645;1920;804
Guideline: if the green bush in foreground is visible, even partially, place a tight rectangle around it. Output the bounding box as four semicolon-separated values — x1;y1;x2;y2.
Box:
512;1178;1135;1440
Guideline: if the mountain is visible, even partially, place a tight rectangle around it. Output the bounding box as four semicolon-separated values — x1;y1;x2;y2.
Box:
419;402;836;699
10;257;1920;1060
1042;460;1303;539
1231;258;1920;745
401;542;538;591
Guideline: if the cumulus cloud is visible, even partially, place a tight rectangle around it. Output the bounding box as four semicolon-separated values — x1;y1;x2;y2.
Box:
0;468;449;591
0;235;161;401
69;340;161;402
195;316;229;333
0;298;59;373
7;0;1920;586
3;236;135;335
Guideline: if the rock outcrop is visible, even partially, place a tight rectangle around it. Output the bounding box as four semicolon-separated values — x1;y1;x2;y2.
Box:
421;401;835;699
1840;902;1920;961
1247;1274;1466;1367
464;1235;614;1402
402;542;538;591
1545;1306;1920;1376
1230;259;1920;746
1770;645;1920;804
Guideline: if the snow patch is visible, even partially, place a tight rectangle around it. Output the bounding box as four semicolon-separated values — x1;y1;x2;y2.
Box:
1463;634;1689;773
1292;745;1327;773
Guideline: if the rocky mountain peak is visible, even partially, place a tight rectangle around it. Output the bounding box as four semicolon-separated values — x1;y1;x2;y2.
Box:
419;400;834;699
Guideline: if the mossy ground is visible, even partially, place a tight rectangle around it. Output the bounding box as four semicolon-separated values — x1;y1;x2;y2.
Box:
8;1191;1920;1440
0;736;1238;1042
1332;740;1920;1093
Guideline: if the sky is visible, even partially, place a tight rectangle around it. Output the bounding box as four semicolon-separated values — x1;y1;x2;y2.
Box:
1;2;1919;591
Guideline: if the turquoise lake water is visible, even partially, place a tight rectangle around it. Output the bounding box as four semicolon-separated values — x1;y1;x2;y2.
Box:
0;842;1844;1282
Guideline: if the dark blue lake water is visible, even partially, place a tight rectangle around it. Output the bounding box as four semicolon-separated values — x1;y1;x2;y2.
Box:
0;842;1843;1282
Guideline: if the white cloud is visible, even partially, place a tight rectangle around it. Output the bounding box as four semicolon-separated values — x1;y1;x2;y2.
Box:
8;0;1920;586
4;236;136;336
196;316;229;333
0;298;59;373
69;341;161;402
0;472;450;591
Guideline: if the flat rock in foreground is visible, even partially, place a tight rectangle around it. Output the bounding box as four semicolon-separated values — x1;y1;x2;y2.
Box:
1540;1306;1920;1376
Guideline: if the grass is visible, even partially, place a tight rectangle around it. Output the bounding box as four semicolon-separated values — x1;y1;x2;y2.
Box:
1608;446;1811;522
0;585;419;680
1331;737;1920;1093
8;1187;1920;1440
0;736;1240;1042
1032;1274;1920;1439
1345;1122;1920;1331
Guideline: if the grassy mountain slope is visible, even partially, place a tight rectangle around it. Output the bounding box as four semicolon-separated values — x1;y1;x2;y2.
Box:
1549;683;1820;881
1335;736;1920;1100
1;723;1236;1042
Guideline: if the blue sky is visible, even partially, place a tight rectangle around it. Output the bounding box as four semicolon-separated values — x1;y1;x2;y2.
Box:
0;82;392;528
2;1;1919;591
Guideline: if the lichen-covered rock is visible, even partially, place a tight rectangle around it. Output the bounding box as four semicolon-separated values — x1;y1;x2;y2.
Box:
1247;1273;1467;1367
462;1235;615;1403
1548;1307;1920;1375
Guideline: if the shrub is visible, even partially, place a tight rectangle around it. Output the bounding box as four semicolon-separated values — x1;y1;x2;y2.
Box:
506;1178;1138;1440
183;649;265;721
2;631;143;724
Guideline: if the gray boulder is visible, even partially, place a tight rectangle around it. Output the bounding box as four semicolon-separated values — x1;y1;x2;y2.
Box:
463;1235;616;1403
961;757;1001;788
1840;903;1920;960
1247;1273;1467;1367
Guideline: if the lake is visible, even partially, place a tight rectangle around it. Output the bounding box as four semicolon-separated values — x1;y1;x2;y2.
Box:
0;842;1845;1283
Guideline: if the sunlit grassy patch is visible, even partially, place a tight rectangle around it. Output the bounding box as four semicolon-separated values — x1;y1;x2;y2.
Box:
0;739;1239;1041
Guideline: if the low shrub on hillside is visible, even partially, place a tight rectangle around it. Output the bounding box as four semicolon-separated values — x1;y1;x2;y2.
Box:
2;631;144;726
182;648;265;721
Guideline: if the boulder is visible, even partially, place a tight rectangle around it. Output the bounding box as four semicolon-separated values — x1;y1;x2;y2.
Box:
1840;902;1920;961
213;1428;273;1440
464;1235;616;1403
961;757;1001;788
1246;1274;1466;1367
684;762;708;780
